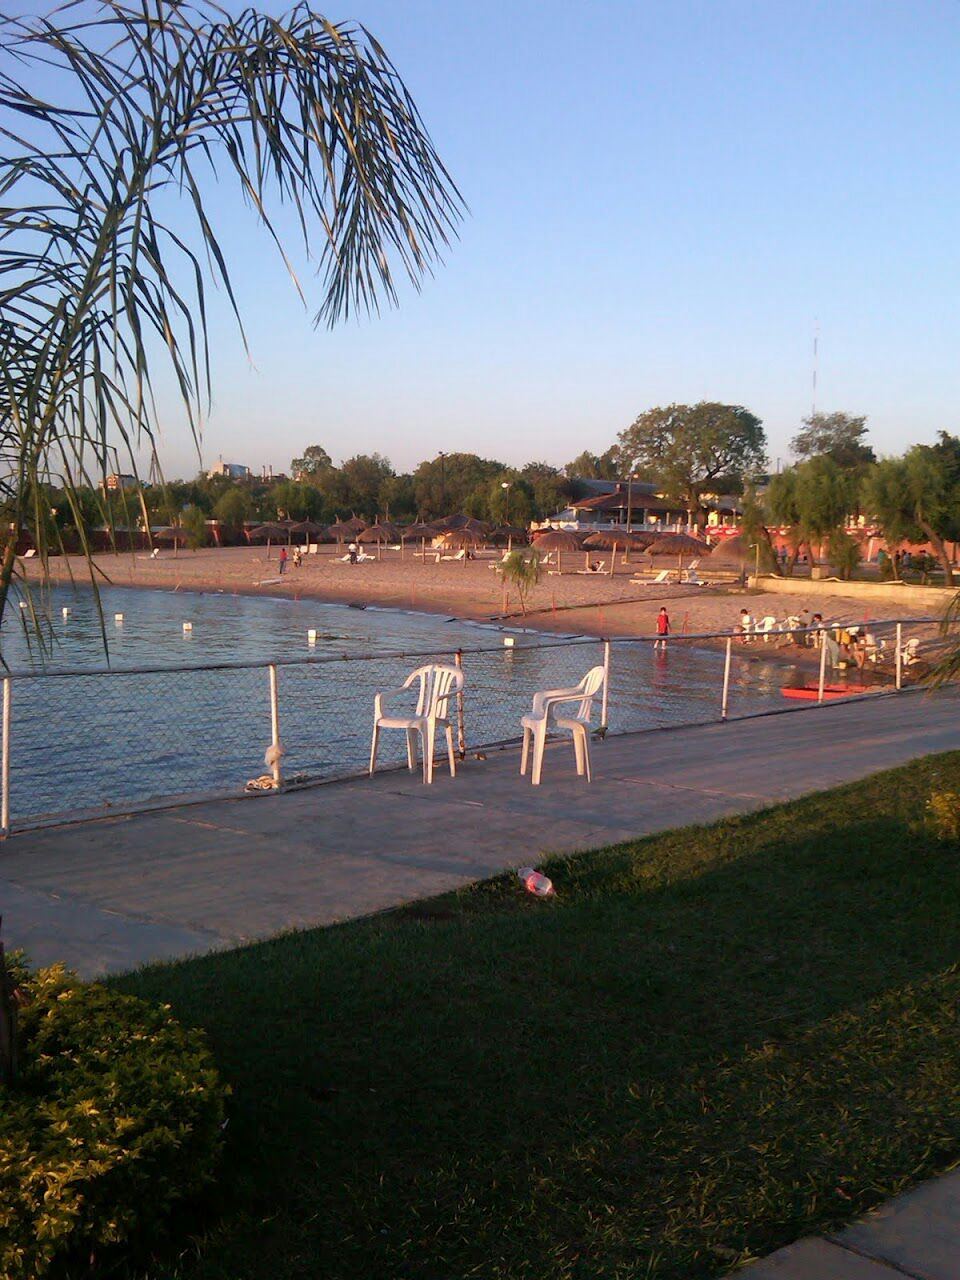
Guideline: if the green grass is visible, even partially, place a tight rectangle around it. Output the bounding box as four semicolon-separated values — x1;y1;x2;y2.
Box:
115;753;960;1279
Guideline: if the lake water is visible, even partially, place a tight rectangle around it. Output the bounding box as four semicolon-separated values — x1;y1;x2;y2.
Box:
5;584;800;826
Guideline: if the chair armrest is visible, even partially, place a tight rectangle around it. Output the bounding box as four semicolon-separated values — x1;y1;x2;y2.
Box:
374;687;416;719
530;685;584;717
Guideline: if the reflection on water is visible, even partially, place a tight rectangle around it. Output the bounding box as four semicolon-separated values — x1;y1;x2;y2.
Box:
4;585;802;823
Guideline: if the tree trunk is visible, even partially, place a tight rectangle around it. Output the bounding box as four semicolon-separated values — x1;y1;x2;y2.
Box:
919;519;954;586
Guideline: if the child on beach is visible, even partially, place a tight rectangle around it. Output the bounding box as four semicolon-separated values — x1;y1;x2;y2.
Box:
655;606;670;650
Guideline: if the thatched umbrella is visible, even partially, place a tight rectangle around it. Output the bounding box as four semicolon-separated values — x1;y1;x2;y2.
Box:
288;519;325;544
436;528;482;566
645;532;710;575
401;520;438;560
489;524;527;550
434;513;489;535
709;535;749;563
583;528;653;574
326;520;357;547
357;523;397;561
248;523;287;558
343;515;367;534
155;525;189;558
530;528;581;574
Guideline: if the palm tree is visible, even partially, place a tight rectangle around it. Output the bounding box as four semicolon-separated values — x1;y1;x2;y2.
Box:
0;1;462;645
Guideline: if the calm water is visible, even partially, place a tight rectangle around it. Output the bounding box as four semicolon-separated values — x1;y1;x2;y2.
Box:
4;585;800;825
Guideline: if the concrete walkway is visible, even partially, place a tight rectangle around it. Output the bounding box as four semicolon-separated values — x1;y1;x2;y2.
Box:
732;1168;960;1278
3;687;959;977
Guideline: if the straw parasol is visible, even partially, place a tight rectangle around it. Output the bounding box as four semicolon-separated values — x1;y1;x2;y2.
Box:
401;520;438;560
436;528;482;566
582;528;654;574
326;520;357;546
154;525;189;557
645;532;710;575
433;513;489;534
530;528;581;574
709;535;749;563
357;523;398;560
343;515;367;533
288;519;325;543
488;524;527;549
248;523;287;557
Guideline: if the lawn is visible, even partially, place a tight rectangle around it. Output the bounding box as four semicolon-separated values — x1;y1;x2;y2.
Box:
117;752;960;1279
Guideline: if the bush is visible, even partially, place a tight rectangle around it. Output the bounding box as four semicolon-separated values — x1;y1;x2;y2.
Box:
928;790;960;841
0;964;226;1278
827;529;861;580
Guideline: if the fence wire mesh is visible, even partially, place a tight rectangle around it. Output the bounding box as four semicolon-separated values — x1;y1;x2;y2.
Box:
3;616;943;830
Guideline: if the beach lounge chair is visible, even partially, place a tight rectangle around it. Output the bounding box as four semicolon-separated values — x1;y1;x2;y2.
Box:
520;666;605;786
680;568;703;585
369;663;463;785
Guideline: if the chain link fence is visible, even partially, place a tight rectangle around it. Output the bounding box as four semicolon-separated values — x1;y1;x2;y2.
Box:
1;617;942;833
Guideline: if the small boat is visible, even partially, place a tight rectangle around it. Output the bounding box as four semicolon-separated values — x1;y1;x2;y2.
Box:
781;683;874;701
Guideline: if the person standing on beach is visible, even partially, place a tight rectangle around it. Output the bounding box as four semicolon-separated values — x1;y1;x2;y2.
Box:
655;606;670;650
278;546;288;575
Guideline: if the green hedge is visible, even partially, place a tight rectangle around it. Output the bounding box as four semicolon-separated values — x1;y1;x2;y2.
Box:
0;963;226;1277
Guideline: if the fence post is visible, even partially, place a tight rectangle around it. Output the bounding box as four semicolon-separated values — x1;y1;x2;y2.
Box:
895;622;903;691
721;636;732;721
601;639;610;731
455;649;466;760
1;678;9;838
268;663;282;786
817;632;828;704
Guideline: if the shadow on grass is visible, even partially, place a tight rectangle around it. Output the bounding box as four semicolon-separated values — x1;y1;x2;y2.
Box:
116;754;960;1280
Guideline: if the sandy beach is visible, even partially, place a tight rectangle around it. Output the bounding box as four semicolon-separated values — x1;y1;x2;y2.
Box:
23;544;938;662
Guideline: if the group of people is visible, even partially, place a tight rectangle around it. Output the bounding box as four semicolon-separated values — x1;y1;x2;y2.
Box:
276;546;303;575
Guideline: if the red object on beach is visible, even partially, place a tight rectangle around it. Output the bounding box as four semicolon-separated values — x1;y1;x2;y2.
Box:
781;684;874;701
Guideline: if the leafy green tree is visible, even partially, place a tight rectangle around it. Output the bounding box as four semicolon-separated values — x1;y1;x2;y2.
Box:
500;550;542;616
792;412;875;469
379;474;418;523
291;446;334;480
413;454;505;517
338;454;394;518
0;1;461;642
564;449;621;480
269;481;321;521
181;505;209;550
739;482;779;575
487;475;534;526
521;462;570;521
862;459;918;580
793;456;856;559
827;529;861;581
617;403;766;532
863;435;960;585
213;488;255;534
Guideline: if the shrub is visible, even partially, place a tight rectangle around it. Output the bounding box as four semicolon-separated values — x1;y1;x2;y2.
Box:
0;964;226;1278
928;790;960;841
827;529;861;581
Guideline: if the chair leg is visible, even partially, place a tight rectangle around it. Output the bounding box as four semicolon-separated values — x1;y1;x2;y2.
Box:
369;723;380;776
423;720;436;785
445;724;456;777
576;726;592;782
520;726;530;776
571;726;585;776
405;727;417;771
532;723;546;786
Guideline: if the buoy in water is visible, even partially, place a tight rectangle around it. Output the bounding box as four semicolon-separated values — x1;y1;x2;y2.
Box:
182;621;193;632
61;607;70;618
114;613;124;623
307;629;317;644
503;636;515;648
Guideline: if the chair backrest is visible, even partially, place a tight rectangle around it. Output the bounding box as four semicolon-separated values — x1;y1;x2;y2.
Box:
404;664;464;718
569;665;605;721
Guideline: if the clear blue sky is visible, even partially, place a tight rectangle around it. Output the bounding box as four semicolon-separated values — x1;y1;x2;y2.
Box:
27;0;960;479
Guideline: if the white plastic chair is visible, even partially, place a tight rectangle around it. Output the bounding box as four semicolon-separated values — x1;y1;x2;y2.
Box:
520;666;605;786
369;663;463;784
